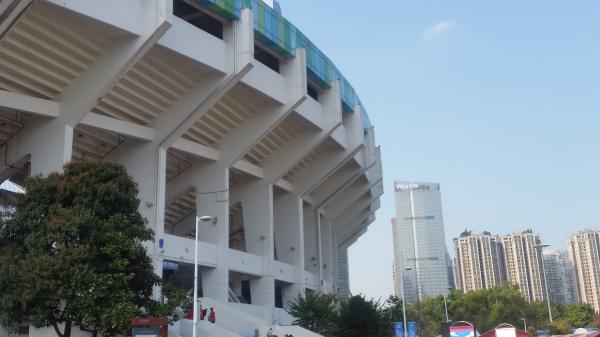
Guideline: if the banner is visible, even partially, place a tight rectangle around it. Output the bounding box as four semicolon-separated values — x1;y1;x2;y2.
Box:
408;322;417;337
394;322;417;337
394;322;404;337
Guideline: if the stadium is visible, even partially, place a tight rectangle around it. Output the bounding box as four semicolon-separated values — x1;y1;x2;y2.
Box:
0;0;382;336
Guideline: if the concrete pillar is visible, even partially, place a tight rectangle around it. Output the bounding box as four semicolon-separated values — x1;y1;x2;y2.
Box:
104;140;167;294
194;162;230;302
303;205;319;276
320;215;334;286
235;180;275;307
274;192;305;301
22;119;73;176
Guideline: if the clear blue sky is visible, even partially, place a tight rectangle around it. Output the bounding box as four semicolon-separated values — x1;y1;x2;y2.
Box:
280;0;600;300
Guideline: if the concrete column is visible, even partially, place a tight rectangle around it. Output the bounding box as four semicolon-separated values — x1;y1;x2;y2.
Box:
320;215;334;286
235;180;275;306
21;119;73;176
194;162;230;302
303;205;319;276
104;141;167;292
273;192;305;301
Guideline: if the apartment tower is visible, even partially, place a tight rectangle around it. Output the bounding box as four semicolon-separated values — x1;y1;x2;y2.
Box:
501;231;546;302
568;230;600;312
453;231;506;292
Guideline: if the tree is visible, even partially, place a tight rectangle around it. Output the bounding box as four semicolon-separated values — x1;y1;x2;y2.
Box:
337;295;387;337
288;292;338;336
448;286;528;332
562;303;595;328
590;313;600;328
0;161;176;337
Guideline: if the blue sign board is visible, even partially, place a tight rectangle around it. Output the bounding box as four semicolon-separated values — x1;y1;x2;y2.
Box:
394;322;416;337
407;322;417;337
132;327;161;337
394;322;404;337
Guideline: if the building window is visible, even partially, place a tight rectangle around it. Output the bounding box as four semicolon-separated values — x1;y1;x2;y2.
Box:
307;84;319;101
174;0;224;39
254;45;280;73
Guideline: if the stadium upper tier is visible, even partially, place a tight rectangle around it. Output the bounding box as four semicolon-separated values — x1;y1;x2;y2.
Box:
198;0;371;126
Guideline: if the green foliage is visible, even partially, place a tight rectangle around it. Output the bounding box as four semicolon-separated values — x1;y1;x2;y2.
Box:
288;292;339;336
591;314;600;328
382;286;599;337
548;320;571;335
562;303;595;328
446;286;528;332
0;161;183;337
337;295;388;337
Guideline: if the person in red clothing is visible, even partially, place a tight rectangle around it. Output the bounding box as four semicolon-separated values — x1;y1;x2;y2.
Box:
208;307;216;323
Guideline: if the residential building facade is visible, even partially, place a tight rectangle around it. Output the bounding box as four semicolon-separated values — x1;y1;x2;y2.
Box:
392;182;450;303
501;231;546;302
453;231;507;292
568;229;600;313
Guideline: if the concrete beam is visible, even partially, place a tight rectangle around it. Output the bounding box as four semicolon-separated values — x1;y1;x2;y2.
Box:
292;104;365;196
306;157;366;206
314;160;380;210
337;211;376;246
333;184;383;230
171;138;219;161
80;112;154;141
0;0;31;40
0;90;58;117
155;8;254;148
58;2;171;126
323;177;382;219
262;81;342;183
219;49;307;167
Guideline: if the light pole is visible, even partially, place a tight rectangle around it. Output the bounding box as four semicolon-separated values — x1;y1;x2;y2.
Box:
443;286;452;323
534;243;553;323
193;215;215;337
402;267;412;337
443;295;449;323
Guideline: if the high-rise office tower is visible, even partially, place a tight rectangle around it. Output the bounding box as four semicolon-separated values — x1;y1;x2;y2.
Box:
392;181;450;303
543;250;577;305
501;231;546;302
337;249;351;299
453;231;507;292
568;229;600;313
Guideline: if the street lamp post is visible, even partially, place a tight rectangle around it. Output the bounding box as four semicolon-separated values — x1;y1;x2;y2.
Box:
534;244;553;323
444;286;452;323
444;295;449;323
193;215;215;337
521;317;527;331
402;267;412;337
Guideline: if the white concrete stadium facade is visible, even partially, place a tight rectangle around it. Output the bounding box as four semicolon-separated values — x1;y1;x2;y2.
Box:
0;0;382;335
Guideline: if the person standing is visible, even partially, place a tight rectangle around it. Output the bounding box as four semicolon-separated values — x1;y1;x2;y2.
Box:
208;307;216;323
